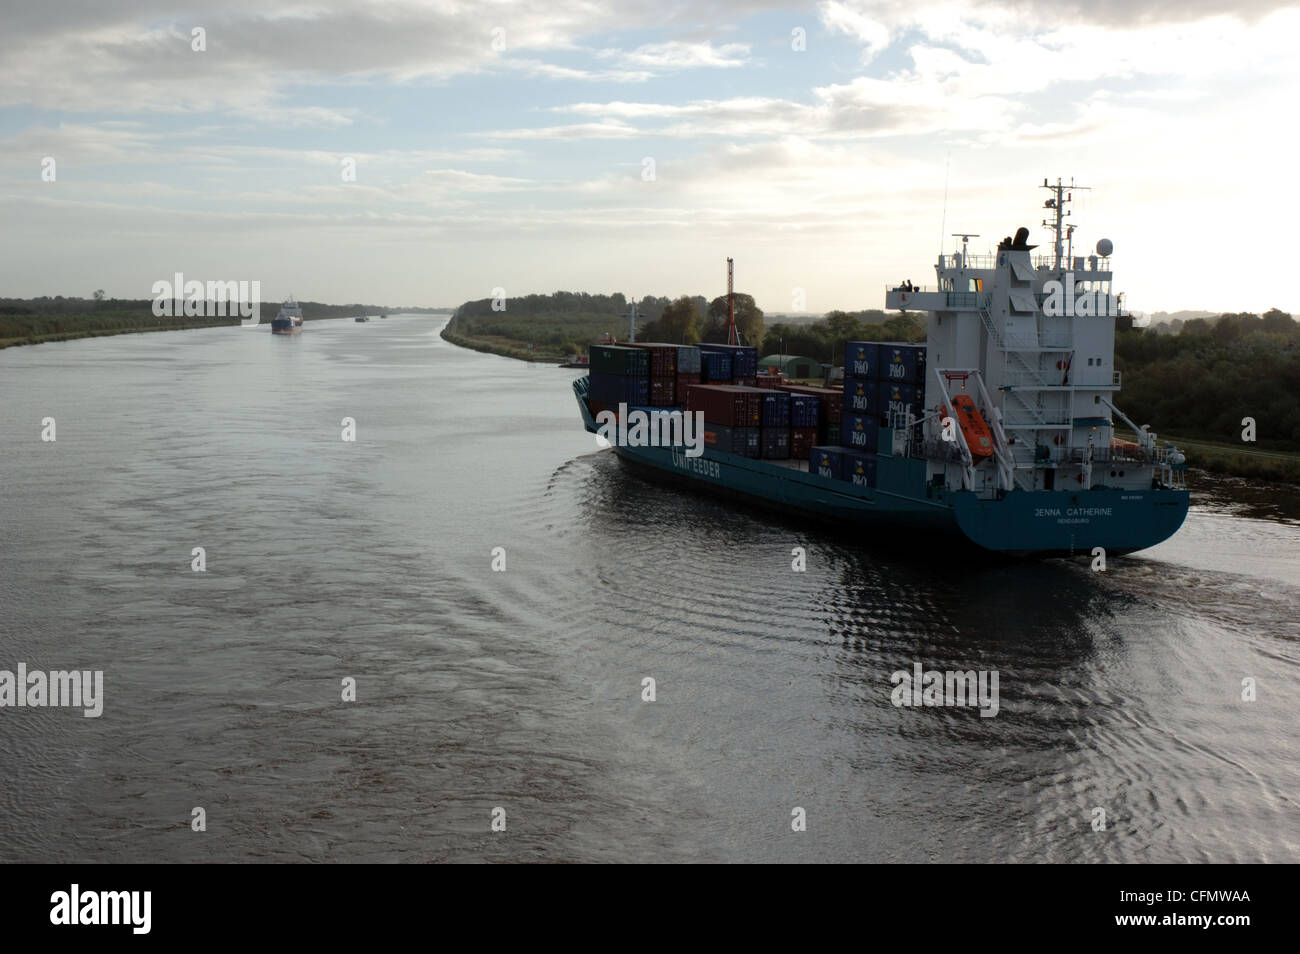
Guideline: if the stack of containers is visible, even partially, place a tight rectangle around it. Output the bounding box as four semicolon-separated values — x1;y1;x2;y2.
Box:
875;341;926;435
686;384;761;457
675;345;701;405
809;445;879;488
841;340;880;457
698;343;759;386
758;390;791;459
788;393;820;460
627;342;679;407
755;373;784;389
588;344;649;413
781;384;843;447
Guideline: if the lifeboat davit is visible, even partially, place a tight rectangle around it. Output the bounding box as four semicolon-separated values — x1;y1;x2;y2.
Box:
945;394;995;462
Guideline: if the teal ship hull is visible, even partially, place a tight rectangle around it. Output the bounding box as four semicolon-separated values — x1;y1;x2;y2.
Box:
574;377;1189;558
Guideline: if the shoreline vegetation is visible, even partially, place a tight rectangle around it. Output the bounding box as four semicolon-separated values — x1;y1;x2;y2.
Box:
443;293;1300;484
0;298;446;350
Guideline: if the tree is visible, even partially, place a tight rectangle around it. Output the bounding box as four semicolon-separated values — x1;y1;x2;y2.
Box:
92;289;106;302
644;295;700;343
705;293;764;345
822;310;862;343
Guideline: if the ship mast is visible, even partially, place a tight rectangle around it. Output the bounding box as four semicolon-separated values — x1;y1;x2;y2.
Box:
1041;177;1089;270
726;257;737;345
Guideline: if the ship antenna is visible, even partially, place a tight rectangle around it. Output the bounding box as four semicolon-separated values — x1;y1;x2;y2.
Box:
938;152;950;257
1042;177;1090;270
726;256;737;345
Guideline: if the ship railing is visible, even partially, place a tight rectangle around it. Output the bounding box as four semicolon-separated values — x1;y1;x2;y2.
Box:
1002;410;1074;426
940;253;1001;270
1000;333;1073;350
918;436;966;465
1001;370;1058;388
978;304;1005;350
885;283;938;294
1067;446;1149;465
1031;254;1111;271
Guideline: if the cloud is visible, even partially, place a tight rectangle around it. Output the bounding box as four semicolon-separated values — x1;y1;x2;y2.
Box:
596;40;751;69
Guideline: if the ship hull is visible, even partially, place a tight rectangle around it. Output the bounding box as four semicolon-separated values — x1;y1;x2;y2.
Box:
573;378;1188;558
271;320;301;335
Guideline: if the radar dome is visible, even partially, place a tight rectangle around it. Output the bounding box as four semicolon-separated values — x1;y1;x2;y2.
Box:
1096;238;1114;257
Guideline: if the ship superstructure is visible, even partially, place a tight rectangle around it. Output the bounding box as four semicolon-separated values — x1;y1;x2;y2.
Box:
882;179;1185;500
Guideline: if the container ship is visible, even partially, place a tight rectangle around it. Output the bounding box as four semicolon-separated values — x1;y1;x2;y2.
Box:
271;298;304;334
571;179;1190;557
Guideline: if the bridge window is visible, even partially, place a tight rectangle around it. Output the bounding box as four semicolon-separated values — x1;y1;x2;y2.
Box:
967;278;983;293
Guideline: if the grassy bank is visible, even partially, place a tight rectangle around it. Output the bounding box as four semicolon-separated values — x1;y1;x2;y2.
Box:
0;299;440;350
0;316;242;349
1160;432;1300;484
439;326;568;362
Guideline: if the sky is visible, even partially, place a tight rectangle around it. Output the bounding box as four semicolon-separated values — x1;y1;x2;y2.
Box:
1;0;1298;315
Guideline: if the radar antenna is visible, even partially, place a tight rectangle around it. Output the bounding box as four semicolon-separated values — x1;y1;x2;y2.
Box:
951;233;980;263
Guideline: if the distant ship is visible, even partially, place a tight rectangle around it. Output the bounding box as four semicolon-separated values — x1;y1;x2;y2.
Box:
271;298;304;335
355;313;369;323
573;179;1190;557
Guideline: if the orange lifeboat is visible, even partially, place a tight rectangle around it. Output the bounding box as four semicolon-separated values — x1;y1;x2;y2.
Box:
944;394;995;462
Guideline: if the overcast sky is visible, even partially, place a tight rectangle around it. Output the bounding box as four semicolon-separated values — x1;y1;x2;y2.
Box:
2;0;1297;314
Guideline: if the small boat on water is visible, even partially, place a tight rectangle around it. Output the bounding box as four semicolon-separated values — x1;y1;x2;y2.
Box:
559;353;590;369
271;298;304;335
355;313;369;323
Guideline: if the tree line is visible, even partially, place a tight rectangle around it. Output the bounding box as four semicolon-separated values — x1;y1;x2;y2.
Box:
1116;309;1299;450
0;297;439;346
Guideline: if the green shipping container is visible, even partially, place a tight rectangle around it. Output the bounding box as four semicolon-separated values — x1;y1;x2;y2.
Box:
590;344;650;377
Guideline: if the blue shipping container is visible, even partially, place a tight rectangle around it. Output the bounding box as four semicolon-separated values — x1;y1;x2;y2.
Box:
699;344;758;378
877;342;926;385
703;423;760;457
844;451;878;488
878;381;922;424
810;445;847;480
760;428;790;459
845;341;876;378
759;391;790;428
588;371;649;406
844;376;876;414
789;394;820;428
843;413;880;452
676;345;702;374
699;350;733;382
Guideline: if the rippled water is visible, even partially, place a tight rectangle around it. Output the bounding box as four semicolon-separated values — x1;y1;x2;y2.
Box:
1;316;1296;862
